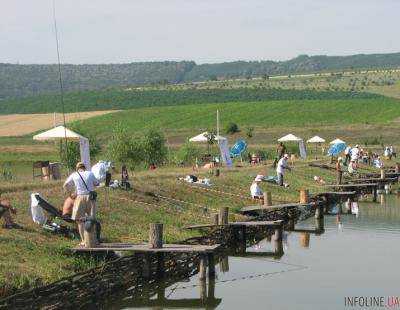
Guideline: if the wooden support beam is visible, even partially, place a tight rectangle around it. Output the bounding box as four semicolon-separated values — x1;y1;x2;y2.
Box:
149;223;163;249
218;207;229;225
273;224;284;255
264;192;272;206
299;189;309;204
212;213;219;225
207;253;215;277
156;252;165;280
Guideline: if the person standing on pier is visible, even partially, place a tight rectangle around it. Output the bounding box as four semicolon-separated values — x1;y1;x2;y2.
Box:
63;162;99;245
276;154;291;187
336;157;343;184
273;142;287;168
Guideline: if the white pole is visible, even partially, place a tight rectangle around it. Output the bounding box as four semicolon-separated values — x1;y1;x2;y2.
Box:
217;110;220;136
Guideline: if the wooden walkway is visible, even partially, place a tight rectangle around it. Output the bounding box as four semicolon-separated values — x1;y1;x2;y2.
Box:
72;243;220;253
239;202;313;215
184;220;283;230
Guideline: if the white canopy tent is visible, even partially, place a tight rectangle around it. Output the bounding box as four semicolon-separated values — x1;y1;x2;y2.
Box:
307;136;326;143
189;131;227;142
329;138;346;145
277;134;307;159
278;134;302;142
33;126;91;169
307;136;326;159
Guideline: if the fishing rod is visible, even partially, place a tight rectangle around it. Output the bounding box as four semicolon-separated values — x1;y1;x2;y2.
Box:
52;0;69;171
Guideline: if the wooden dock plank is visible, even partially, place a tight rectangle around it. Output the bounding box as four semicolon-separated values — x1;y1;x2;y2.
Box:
322;183;378;188
184;220;283;230
72;243;221;253
240;202;311;214
315;191;356;196
349;177;398;183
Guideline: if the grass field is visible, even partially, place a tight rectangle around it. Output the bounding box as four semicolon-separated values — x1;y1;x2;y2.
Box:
0;158;385;296
0;111;117;137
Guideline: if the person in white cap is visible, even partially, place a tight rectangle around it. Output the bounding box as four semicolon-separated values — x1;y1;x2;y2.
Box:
250;175;264;200
276;154;291;186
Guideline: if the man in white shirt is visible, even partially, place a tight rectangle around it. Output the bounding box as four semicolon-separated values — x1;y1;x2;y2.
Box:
276;154;291;186
63;162;99;245
351;145;359;162
250;175;264;200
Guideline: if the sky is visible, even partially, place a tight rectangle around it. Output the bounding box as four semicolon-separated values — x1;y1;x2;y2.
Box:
1;0;399;64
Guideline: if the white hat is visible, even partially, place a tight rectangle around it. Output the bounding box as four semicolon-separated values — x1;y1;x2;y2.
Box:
254;175;263;182
283;154;289;159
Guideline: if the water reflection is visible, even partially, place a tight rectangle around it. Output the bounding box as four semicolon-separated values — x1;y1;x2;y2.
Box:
106;193;400;309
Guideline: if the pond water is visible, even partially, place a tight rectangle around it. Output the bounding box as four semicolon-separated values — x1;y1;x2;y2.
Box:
109;194;400;310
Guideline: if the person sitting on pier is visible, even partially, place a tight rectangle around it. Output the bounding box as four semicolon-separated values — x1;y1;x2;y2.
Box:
373;156;384;169
250;175;264;200
276;154;291;187
62;192;76;217
0;197;22;229
313;175;326;185
348;160;357;174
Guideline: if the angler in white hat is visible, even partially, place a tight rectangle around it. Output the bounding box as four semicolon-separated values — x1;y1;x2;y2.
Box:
250;175;264;200
276;154;292;186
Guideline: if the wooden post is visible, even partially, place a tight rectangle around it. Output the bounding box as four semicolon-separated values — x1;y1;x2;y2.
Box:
212;213;219;225
83;220;98;248
299;189;309;204
156;252;165;279
299;232;310;248
273;224;284;255
142;253;151;279
287;217;295;231
207;253;215;277
218;207;229;225
372;187;378;202
149;223;163;248
264;192;272;206
199;254;207;301
315;217;324;233
315;205;324;219
380;169;386;179
219;256;229;273
380;194;386;206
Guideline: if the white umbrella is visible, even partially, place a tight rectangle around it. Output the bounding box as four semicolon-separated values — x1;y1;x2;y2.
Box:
330;138;346;145
277;134;302;142
189;131;226;142
33;126;91;169
307;136;326;143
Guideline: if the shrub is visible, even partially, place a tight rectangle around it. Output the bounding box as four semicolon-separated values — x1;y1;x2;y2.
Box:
175;141;202;165
226;122;239;134
142;128;168;167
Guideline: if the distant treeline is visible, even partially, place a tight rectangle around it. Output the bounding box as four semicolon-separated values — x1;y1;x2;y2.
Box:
1;52;400;100
0;88;381;114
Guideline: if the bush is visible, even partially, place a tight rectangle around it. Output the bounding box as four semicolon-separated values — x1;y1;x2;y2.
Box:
226;122;239;134
245;126;254;139
175;141;202;165
142;128;168;166
106;124;167;168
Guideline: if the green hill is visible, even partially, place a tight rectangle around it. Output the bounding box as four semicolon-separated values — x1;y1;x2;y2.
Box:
76;97;400;139
2;52;400;100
